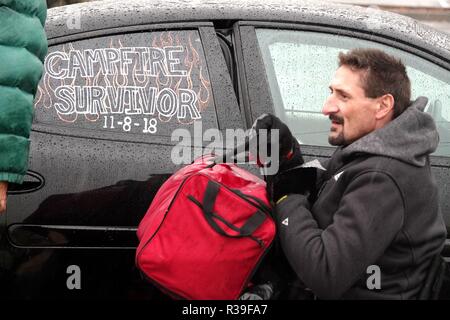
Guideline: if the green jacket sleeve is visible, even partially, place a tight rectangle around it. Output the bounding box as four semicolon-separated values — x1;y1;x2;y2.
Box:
0;0;48;184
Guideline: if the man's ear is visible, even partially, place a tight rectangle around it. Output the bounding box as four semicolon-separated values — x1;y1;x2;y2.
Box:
375;94;395;120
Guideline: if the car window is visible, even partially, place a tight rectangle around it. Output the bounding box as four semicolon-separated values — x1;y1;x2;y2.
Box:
255;29;450;157
34;30;217;138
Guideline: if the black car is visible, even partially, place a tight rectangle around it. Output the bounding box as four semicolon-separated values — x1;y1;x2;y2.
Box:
1;0;450;299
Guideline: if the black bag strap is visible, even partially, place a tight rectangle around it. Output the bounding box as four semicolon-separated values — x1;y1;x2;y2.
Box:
240;209;266;236
189;181;267;239
231;189;272;216
203;181;220;219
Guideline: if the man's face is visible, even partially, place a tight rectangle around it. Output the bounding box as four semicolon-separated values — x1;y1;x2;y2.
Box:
322;65;379;146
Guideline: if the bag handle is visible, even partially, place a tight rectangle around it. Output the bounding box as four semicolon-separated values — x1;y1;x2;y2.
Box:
231;189;272;216
188;181;266;239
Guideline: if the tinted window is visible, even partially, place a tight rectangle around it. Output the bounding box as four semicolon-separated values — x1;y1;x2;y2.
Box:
34;30;217;138
256;29;450;156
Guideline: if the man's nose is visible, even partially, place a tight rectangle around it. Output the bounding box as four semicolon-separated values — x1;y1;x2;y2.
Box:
322;97;339;115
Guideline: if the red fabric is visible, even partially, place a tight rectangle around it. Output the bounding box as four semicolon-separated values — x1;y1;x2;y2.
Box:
136;155;275;300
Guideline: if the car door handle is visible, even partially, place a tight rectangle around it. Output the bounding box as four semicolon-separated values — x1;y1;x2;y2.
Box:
7;170;45;195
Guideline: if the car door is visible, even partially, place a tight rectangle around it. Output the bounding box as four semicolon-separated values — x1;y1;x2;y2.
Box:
0;22;241;299
234;21;450;277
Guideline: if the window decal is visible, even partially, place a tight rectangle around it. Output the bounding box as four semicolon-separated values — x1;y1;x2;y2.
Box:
34;31;215;135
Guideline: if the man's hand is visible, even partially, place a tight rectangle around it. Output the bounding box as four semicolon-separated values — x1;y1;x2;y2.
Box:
250;114;304;172
0;181;7;214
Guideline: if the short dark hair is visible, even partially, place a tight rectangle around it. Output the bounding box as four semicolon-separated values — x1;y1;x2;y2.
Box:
338;48;411;118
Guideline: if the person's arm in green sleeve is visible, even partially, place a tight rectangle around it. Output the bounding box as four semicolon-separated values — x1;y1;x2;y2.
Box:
0;0;48;214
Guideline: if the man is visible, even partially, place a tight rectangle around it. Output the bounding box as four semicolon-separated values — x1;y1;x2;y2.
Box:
259;48;447;299
0;0;48;214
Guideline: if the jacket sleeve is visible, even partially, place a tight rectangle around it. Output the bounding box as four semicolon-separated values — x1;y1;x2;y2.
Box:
274;171;405;299
0;0;48;184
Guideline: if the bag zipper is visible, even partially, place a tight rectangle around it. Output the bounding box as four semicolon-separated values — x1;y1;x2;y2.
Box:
239;237;275;299
136;174;194;263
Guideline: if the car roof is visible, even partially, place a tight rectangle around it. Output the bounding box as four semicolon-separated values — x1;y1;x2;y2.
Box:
47;0;450;60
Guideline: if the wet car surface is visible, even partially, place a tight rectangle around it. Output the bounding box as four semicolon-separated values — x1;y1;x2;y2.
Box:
1;0;450;299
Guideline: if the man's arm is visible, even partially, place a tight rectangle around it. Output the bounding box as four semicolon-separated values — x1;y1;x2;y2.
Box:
275;171;404;299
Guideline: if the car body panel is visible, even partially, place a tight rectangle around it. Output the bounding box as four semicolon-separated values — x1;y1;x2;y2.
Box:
1;0;450;299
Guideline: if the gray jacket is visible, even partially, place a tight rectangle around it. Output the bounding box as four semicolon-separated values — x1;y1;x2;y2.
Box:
275;97;447;299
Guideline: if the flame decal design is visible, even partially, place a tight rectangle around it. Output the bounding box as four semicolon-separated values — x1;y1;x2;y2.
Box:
34;31;212;128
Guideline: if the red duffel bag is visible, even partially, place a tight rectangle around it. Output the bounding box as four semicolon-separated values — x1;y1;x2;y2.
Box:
136;155;276;300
